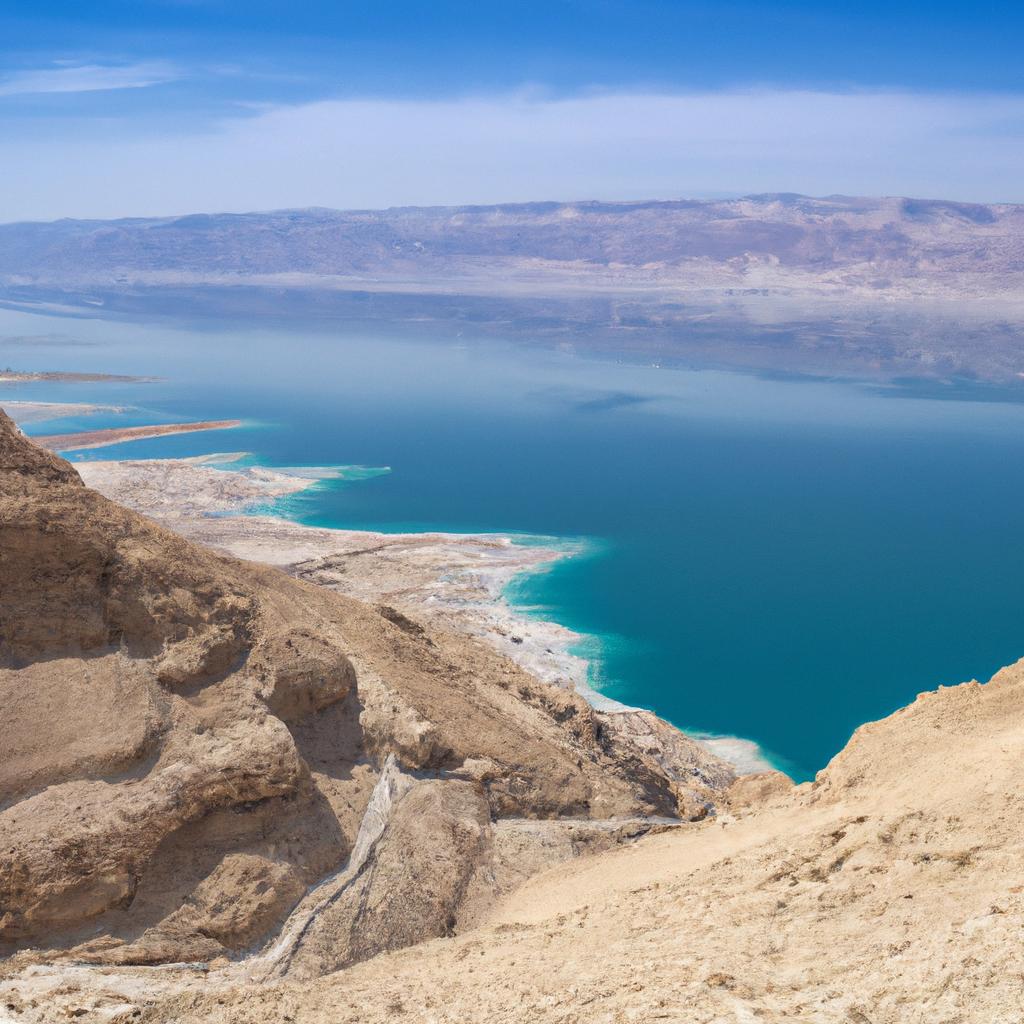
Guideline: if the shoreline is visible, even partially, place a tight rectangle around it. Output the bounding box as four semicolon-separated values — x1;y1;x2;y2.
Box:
0;394;772;777
75;452;598;693
67;448;773;775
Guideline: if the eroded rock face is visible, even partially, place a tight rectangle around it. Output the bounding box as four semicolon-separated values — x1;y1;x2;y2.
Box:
149;853;308;955
0;708;302;939
596;709;739;820
250;629;357;723
0;409;735;969
113;659;1024;1024
725;770;795;811
284;779;492;979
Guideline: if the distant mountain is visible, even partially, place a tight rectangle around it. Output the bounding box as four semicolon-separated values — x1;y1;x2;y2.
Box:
2;194;1022;288
2;195;1023;383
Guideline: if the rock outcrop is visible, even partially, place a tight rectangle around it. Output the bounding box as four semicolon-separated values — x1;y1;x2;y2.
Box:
0;410;733;968
109;655;1024;1024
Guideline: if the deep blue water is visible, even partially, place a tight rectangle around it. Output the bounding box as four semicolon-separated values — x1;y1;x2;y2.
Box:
5;307;1024;780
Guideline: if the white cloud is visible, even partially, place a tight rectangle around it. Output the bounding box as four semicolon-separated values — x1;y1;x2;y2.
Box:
0;62;178;98
1;88;1023;220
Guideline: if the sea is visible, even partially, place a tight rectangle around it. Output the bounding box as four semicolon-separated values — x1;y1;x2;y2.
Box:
5;304;1024;781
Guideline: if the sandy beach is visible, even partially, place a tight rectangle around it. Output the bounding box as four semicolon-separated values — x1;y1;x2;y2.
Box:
75;454;595;697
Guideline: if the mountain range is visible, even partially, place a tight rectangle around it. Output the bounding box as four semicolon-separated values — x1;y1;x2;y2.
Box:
3;194;1024;383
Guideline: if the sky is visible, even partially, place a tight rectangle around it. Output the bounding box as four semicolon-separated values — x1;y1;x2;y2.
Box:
0;0;1022;221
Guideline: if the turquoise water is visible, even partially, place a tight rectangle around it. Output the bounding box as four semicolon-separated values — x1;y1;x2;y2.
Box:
5;307;1024;780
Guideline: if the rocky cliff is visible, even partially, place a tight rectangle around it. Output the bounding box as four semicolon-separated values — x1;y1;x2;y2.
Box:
0;410;731;972
102;630;1024;1023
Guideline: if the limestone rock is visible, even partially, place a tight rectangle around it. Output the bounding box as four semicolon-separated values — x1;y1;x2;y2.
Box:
725;770;795;811
0;409;734;968
284;780;491;978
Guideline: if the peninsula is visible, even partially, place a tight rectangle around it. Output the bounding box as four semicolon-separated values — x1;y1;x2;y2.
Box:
0;400;125;424
34;419;242;452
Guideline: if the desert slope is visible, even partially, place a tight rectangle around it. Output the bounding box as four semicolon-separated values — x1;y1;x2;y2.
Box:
128;656;1024;1023
0;409;732;973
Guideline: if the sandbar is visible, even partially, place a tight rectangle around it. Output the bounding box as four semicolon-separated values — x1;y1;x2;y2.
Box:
2;400;126;424
35;419;242;452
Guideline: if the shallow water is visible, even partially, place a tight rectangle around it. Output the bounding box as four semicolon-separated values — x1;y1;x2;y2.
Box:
5;306;1024;780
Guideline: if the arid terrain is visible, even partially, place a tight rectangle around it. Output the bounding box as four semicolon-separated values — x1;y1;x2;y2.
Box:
1;397;1023;1022
0;408;735;1016
130;654;1024;1024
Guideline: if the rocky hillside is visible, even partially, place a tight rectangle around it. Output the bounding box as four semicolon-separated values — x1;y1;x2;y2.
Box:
104;623;1024;1022
0;410;732;972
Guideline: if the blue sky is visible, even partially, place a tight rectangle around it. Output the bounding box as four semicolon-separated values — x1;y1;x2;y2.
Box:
1;1;1022;219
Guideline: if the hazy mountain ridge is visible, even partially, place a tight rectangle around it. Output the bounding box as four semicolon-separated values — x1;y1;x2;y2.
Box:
3;194;1023;282
3;194;1024;384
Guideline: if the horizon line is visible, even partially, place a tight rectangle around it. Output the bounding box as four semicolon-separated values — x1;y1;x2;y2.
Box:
3;191;1021;229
